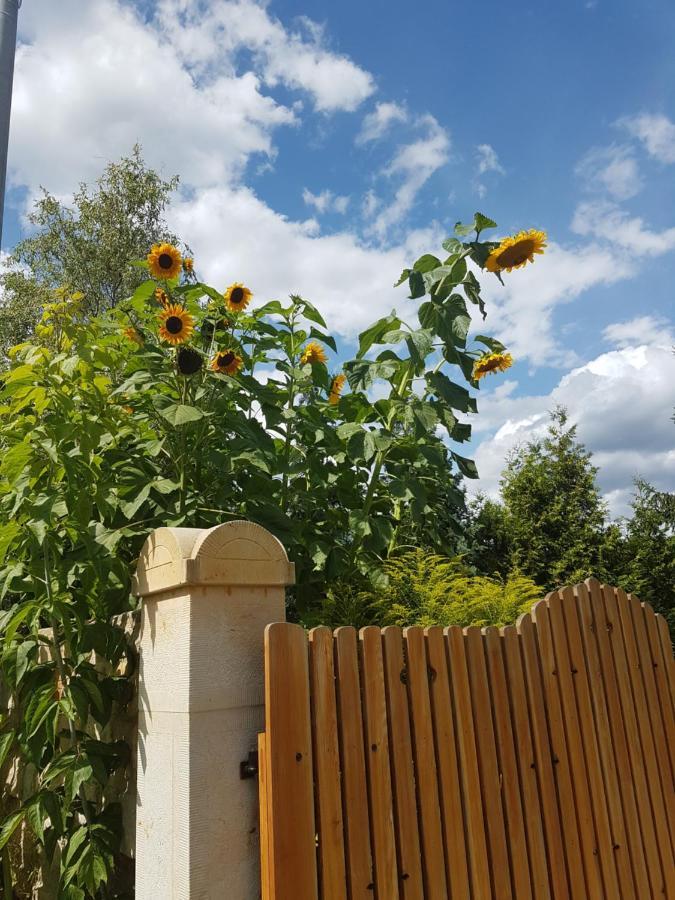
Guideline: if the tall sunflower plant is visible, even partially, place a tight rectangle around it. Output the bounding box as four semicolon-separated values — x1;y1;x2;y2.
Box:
0;215;545;896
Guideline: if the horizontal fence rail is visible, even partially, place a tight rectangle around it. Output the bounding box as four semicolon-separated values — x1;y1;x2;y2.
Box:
259;579;675;899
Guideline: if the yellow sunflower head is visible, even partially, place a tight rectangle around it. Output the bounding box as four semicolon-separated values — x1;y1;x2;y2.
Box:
158;304;195;345
300;341;328;365
485;229;547;273
148;243;182;280
224;282;253;313
155;287;170;307
183;257;194;274
123;326;143;346
473;351;513;381
210;349;243;375
329;373;347;404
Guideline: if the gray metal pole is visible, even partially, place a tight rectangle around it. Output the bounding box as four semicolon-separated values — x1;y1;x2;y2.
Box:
0;0;20;248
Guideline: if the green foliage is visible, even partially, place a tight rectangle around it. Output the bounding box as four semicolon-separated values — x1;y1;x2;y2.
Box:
318;549;540;629
0;146;180;360
464;493;512;578
500;406;609;590
608;479;675;630
0;210;514;895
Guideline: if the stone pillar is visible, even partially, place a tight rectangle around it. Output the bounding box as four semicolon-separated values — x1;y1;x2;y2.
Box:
132;521;294;900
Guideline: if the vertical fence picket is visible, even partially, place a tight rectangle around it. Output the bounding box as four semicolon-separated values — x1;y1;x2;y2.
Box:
425;626;471;899
573;582;637;897
601;584;668;898
557;587;621;897
644;605;675;784
627;595;675;847
309;627;347;900
464;627;512;900
381;626;424;900
334;627;375;900
404;627;449;900
614;588;675;884
529;603;587;897
484;626;533;900
446;626;492;900
360;626;400;899
265;623;318;900
502;626;553;900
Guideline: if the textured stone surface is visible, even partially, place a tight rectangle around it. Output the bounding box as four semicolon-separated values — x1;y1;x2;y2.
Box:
134;521;291;900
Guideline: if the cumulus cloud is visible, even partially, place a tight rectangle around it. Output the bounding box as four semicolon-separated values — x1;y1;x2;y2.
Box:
620;112;675;164
572;201;675;255
168;183;443;338
302;188;349;215
153;0;375;113
603;315;674;349
478;240;634;366
576;144;642;200
367;114;450;239
11;0;299;196
473;143;504;198
356;101;407;145
468;342;675;516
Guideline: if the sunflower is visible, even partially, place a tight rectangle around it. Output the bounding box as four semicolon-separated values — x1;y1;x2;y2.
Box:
176;346;203;375
300;341;328;365
147;243;182;280
123;326;143;346
485;229;547;273
183;257;194;274
158;304;195;345
329;373;347;405
155;287;170;307
224;282;253;313
210;349;243;375
473;352;513;381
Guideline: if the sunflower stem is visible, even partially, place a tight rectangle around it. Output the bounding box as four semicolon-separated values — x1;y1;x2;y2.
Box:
280;309;298;514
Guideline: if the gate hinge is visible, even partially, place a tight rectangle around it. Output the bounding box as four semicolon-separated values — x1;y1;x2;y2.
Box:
240;749;259;780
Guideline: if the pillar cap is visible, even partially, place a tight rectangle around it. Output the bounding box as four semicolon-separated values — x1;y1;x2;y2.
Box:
133;520;295;597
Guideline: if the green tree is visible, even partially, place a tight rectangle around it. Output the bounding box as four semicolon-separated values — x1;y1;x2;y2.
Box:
0;146;179;358
611;479;675;629
464;493;511;578
500;407;609;590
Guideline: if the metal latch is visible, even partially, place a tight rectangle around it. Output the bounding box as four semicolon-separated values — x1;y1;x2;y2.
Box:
240;749;259;780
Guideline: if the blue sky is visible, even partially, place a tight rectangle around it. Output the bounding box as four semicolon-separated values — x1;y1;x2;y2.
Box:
3;0;674;514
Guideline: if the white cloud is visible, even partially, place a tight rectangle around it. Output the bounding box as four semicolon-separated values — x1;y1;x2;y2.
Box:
603;315;674;349
621;112;675;164
168;183;443;339
475;144;504;176
11;0;298;196
356;101;407;145
153;0;375;113
368;114;450;238
572;201;675;255
478;240;634;366
474;144;504;198
302;188;349;215
468;342;675;516
576;144;642;200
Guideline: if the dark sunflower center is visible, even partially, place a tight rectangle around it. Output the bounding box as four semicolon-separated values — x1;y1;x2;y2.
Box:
230;287;244;305
166;316;184;334
159;253;174;270
219;352;235;367
177;348;202;375
498;240;534;268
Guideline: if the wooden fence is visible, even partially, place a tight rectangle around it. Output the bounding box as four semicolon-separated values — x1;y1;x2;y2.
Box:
258;579;675;899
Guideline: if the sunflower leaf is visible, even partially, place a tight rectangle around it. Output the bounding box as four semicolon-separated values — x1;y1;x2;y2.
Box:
473;213;497;233
158;404;206;427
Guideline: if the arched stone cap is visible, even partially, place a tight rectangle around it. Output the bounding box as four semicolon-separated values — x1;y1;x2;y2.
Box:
132;520;295;597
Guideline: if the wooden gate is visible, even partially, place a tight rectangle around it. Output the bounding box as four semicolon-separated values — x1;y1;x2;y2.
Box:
258;579;675;899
